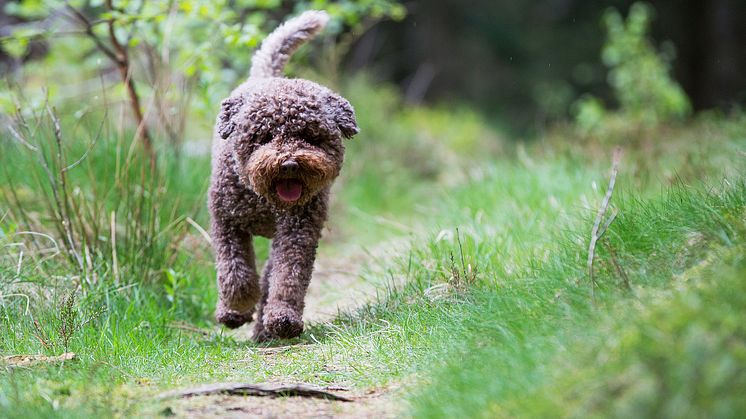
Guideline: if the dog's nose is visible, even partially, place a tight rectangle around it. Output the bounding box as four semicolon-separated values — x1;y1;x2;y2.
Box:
280;160;299;174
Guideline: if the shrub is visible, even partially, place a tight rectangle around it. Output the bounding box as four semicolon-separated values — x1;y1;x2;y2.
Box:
574;2;691;132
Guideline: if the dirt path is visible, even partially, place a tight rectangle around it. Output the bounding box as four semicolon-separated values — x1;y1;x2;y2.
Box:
302;238;408;322
157;387;402;418
159;239;409;418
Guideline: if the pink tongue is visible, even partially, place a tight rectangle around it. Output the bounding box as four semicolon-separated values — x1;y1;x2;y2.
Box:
276;179;303;202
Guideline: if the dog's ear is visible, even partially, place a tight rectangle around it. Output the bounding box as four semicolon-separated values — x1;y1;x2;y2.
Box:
329;96;359;139
217;96;243;139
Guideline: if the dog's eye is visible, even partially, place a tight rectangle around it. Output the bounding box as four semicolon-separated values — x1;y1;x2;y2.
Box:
253;134;271;144
302;130;324;145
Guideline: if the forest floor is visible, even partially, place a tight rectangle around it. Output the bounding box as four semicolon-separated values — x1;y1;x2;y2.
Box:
1;94;744;417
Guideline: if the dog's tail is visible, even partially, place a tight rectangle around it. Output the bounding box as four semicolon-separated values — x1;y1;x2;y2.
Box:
249;10;329;79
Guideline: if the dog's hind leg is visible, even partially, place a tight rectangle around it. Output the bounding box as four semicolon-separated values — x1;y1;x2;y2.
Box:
213;222;261;329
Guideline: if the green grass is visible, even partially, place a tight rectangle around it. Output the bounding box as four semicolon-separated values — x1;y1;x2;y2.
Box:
1;80;745;417
519;245;746;418
405;178;745;418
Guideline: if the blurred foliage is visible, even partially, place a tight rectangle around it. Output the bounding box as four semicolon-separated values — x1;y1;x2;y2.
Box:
0;0;405;134
574;2;691;133
602;3;691;121
323;75;504;242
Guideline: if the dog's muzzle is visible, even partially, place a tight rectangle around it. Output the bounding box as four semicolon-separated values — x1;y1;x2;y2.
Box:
275;159;303;202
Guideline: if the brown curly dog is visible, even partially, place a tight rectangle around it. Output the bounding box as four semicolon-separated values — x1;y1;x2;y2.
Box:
208;10;359;341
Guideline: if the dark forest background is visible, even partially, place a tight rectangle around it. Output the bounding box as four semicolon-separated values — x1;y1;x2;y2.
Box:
343;0;746;131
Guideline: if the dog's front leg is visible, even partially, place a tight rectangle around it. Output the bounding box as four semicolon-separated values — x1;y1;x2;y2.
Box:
262;210;323;339
251;254;273;342
213;221;261;329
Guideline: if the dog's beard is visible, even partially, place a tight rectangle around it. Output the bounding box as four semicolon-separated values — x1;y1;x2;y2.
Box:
242;146;339;206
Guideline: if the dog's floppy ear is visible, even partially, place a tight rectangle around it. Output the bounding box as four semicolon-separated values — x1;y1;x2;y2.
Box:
217;96;243;139
329;96;359;139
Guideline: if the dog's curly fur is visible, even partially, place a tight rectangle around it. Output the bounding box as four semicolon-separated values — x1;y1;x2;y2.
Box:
209;11;359;341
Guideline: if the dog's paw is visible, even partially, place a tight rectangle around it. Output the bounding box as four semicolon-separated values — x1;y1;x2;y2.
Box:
263;305;304;339
215;306;254;329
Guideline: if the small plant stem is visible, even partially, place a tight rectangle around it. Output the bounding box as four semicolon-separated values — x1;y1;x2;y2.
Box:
604;237;631;290
587;147;622;304
111;211;119;284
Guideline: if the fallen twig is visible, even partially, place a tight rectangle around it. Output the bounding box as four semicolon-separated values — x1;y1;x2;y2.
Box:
587;147;622;303
156;382;352;402
2;352;76;367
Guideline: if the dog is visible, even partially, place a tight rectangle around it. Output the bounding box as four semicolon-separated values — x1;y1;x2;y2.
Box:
208;10;359;341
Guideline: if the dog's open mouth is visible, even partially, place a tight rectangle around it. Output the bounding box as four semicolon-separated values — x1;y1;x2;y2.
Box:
276;179;303;202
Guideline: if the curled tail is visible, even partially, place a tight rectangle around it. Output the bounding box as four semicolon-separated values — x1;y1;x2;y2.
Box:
249;10;330;79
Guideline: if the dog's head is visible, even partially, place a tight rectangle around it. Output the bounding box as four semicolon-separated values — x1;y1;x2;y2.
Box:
217;78;358;207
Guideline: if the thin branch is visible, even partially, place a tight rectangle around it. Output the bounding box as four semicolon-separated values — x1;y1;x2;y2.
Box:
105;0;127;61
105;0;156;166
587;147;622;303
7;125;38;151
596;207;618;242
65;1;156;167
46;105;84;272
64;3;119;63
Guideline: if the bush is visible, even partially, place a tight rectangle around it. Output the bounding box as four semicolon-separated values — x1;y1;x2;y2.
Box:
574;2;691;133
